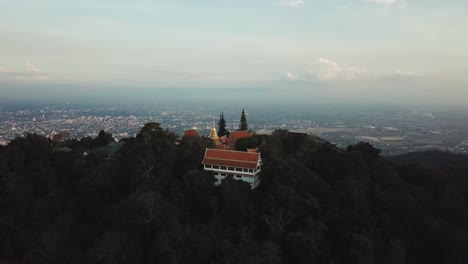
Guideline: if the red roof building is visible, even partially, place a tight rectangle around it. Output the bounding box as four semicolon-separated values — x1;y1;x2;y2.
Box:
215;144;228;150
228;130;252;150
202;148;262;189
183;129;200;138
219;135;229;145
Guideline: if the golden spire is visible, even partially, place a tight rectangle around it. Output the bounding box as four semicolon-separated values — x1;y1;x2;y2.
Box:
208;117;220;145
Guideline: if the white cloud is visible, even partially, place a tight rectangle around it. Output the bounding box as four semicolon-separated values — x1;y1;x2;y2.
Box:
312;58;343;81
365;0;407;8
25;61;42;74
308;58;374;81
276;0;304;7
285;71;299;80
0;61;48;81
394;69;420;77
365;0;397;4
286;58;421;82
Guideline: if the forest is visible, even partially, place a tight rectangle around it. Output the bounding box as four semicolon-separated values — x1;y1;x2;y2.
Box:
1;122;468;264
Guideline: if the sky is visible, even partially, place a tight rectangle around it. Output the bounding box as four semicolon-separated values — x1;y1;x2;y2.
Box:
0;0;467;104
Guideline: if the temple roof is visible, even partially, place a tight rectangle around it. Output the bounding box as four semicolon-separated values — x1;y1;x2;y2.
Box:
228;130;252;149
202;148;260;169
219;135;229;144
183;129;200;138
208;128;219;139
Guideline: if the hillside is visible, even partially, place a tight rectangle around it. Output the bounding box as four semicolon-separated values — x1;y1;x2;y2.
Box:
0;124;467;264
390;150;468;167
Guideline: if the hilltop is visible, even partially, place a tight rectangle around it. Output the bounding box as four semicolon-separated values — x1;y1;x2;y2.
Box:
0;123;467;263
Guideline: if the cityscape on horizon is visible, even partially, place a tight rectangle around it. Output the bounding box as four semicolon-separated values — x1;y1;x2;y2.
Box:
1;103;467;156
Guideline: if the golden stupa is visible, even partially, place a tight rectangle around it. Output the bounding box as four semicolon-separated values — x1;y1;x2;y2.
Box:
208;117;220;145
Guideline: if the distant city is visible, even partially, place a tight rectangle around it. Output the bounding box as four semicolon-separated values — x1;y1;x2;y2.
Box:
1;101;467;156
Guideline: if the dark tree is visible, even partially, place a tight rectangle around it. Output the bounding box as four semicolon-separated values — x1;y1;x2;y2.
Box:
218;112;229;137
346;141;381;157
201;136;215;149
238;108;248;131
94;130;114;147
175;136;207;175
235;136;258;151
80;136;94;148
136;122;166;143
51;130;70;145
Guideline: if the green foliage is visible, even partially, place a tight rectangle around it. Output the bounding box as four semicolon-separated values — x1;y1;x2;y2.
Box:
79;136;93;148
347;141;381;157
176;136;209;175
238;108;248;131
235;136;259;151
51;130;70;145
218;112;229;137
93;130;114;147
1;127;468;264
136;122;166;143
201;136;215;149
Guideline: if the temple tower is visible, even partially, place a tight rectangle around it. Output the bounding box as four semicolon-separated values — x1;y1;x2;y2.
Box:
208;117;220;145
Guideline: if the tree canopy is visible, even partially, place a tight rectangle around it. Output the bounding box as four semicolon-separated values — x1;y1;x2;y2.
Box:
94;130;114;147
136;122;167;143
238;108;248;131
218;112;229;137
1;124;467;263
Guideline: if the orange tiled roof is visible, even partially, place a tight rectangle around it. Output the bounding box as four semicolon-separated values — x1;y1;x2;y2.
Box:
219;135;229;144
215;144;228;150
228;130;252;149
230;130;252;139
202;149;260;169
183;129;200;138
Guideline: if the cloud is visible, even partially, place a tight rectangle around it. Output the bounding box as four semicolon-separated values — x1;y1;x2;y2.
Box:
285;71;299;81
0;61;49;81
25;61;42;75
312;58;344;81
365;0;407;8
276;0;305;7
366;0;398;4
394;69;419;77
286;58;421;82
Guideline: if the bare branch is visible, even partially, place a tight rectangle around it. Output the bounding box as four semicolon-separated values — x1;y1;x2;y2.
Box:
264;208;292;233
136;155;157;180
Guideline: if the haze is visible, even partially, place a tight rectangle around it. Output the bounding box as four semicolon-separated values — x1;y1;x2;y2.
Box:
1;0;467;105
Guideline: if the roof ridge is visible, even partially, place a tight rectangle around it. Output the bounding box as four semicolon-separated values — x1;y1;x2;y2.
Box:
207;149;259;155
205;157;258;163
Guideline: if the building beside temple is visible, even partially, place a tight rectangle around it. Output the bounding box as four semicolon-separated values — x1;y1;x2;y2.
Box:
183;129;200;138
227;130;252;150
202;148;262;189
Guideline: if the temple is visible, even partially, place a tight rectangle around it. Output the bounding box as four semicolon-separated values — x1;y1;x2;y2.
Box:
227;130;252;150
202;148;262;189
207;118;220;145
205;121;252;150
